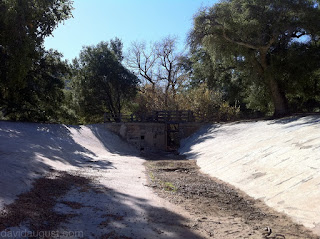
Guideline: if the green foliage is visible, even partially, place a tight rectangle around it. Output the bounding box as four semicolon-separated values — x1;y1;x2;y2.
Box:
274;42;320;112
163;182;177;192
244;84;274;115
177;83;240;122
133;84;166;116
72;41;139;123
188;47;248;111
0;0;73;121
4;50;71;122
190;0;320;116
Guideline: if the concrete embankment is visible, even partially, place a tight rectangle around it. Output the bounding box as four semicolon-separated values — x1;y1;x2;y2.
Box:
180;116;320;235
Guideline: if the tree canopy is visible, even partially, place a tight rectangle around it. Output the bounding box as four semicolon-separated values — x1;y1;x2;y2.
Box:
72;41;139;123
190;0;320;116
0;0;73;121
127;36;188;111
5;49;70;121
1;0;320;124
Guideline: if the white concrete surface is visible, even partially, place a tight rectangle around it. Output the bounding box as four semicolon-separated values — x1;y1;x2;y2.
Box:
180;115;320;234
0;121;202;238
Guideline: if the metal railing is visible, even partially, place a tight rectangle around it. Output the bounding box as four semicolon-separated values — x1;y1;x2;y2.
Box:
103;110;213;123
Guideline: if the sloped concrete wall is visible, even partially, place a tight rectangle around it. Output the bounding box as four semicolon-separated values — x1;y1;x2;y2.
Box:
179;122;206;140
180;116;320;234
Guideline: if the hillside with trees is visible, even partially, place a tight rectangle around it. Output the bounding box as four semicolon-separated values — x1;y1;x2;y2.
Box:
0;0;319;123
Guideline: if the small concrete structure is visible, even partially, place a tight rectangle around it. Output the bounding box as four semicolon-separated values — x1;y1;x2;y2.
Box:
105;122;205;152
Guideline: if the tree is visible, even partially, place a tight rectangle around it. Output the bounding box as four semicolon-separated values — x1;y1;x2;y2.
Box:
72;41;139;122
109;37;124;62
0;0;73;118
176;82;240;121
190;0;320;116
275;42;320;112
4;49;70;122
188;46;247;109
126;41;158;90
155;36;184;108
127;36;186;110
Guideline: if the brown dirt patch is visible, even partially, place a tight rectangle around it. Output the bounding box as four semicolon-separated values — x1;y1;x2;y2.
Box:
0;171;90;236
144;158;318;239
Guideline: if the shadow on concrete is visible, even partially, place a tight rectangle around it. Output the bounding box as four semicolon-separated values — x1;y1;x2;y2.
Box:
268;115;320;128
71;179;204;239
0;172;203;239
0;122;114;207
0;172;90;233
0;122;114;169
87;124;139;157
178;124;220;159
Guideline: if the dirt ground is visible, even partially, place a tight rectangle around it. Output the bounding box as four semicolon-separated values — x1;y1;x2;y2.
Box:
144;154;319;239
0;171;91;237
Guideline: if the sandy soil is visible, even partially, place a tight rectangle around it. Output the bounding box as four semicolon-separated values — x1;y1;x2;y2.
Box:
144;156;319;239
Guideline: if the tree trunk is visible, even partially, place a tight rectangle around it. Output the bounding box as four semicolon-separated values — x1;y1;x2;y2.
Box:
260;51;288;117
164;83;170;109
267;75;288;117
171;83;178;110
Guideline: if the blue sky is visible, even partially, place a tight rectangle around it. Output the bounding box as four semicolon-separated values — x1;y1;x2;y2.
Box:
44;0;218;61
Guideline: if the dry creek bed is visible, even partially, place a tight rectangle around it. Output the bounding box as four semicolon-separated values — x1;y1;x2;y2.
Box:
0;155;318;239
144;155;318;239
